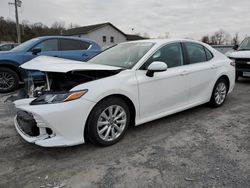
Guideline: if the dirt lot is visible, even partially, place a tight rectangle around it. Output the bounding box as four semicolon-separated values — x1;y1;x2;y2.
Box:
0;80;250;188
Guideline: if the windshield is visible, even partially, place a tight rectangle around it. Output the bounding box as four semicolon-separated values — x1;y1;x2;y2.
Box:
238;37;250;51
88;42;155;69
11;38;39;52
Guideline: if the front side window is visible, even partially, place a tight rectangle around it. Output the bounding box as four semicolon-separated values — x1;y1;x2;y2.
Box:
60;39;90;51
33;39;58;52
185;42;207;64
89;42;155;69
142;43;184;69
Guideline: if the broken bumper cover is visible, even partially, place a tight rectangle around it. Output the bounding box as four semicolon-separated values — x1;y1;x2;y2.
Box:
14;98;96;147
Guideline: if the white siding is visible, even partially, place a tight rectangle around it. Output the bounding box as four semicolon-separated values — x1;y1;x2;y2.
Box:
73;25;127;49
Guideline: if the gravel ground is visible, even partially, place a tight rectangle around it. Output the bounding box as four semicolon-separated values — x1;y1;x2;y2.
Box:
0;80;250;188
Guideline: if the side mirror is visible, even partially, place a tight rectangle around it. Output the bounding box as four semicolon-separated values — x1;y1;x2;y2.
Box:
146;61;168;77
31;48;41;55
233;44;239;50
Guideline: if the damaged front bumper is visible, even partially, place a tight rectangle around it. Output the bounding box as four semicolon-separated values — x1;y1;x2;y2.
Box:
14;98;96;147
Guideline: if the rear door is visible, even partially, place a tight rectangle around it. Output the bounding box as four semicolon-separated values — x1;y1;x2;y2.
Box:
183;42;216;104
59;39;93;61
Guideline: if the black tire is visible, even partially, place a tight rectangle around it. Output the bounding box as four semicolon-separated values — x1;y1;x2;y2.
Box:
86;97;131;146
209;78;228;108
0;67;19;93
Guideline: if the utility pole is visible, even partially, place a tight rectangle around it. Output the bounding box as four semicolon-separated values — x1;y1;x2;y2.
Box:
9;0;22;43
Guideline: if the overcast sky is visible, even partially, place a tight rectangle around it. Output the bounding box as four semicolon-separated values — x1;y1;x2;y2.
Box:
1;0;250;40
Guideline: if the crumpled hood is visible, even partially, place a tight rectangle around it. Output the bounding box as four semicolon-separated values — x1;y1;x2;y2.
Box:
228;50;250;59
20;56;122;73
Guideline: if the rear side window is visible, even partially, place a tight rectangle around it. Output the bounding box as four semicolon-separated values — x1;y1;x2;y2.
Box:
205;48;213;61
60;39;90;51
185;42;207;64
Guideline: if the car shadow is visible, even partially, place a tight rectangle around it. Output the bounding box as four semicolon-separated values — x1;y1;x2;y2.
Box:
237;77;250;84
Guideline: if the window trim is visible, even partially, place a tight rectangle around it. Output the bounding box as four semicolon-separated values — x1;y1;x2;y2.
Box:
139;42;185;70
59;38;91;51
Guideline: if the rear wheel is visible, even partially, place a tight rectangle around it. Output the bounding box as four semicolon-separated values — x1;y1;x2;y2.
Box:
0;67;19;93
86;97;130;146
210;78;228;107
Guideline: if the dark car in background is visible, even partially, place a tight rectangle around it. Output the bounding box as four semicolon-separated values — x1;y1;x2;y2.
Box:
228;37;250;80
0;36;102;93
0;43;19;51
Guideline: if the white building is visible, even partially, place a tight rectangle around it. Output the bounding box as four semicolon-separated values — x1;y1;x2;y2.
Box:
63;22;146;48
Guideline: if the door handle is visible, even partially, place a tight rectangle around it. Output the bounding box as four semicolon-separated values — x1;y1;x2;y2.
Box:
181;70;189;76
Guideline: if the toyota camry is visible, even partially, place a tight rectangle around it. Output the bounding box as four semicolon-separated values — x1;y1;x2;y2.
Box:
14;39;235;147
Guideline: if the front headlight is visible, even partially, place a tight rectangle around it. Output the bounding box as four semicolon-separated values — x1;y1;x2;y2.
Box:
30;90;88;105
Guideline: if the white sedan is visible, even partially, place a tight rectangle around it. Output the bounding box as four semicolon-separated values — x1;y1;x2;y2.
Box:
14;39;235;147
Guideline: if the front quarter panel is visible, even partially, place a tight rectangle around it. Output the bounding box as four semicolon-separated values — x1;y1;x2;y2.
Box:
71;70;140;121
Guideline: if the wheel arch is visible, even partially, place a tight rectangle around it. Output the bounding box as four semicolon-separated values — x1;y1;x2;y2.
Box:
0;61;23;82
217;75;230;92
84;93;137;141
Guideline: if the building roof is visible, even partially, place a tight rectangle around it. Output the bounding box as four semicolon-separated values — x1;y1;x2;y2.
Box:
63;22;126;36
126;34;147;41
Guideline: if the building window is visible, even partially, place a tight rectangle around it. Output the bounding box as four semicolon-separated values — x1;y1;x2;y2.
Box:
110;36;114;43
103;36;106;43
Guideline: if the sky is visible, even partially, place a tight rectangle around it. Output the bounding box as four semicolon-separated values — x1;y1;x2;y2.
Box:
1;0;250;40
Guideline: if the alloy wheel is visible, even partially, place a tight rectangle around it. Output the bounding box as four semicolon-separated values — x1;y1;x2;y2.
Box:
214;82;227;105
0;71;15;91
97;105;127;142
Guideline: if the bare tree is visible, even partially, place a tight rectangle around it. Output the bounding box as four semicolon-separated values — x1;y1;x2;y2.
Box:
231;33;239;45
201;35;210;44
0;17;67;42
210;30;230;45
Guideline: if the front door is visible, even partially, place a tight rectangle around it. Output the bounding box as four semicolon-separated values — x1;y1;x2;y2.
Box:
136;42;190;120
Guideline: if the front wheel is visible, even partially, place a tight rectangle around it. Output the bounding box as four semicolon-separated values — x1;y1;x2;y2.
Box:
0;67;19;93
86;97;130;146
210;78;228;107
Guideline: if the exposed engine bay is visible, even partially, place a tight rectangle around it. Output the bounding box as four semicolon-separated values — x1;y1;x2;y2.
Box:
26;69;122;98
